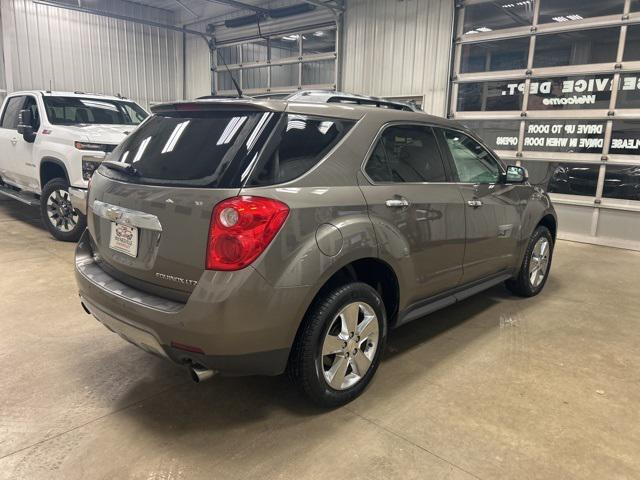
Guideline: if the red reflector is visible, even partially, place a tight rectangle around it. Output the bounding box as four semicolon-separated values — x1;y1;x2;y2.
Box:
206;196;289;271
171;341;205;354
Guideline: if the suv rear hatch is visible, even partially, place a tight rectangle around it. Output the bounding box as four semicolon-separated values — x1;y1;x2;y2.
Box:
87;101;283;300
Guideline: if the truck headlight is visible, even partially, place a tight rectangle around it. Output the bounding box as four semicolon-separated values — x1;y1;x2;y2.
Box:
82;158;102;180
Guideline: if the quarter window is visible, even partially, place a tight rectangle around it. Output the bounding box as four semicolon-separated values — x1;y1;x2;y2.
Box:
443;130;501;184
0;96;25;129
365;125;447;183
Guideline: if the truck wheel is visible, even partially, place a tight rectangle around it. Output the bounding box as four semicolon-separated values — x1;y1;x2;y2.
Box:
506;225;554;297
289;282;387;407
40;178;86;242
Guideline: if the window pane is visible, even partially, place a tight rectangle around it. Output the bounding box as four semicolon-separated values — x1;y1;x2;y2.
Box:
460;38;529;73
617;74;640;108
603;165;640;200
457;81;523;111
271;36;298;60
248;115;354;186
633;0;640;12
527;75;613;110
533;28;620;68
303;29;336;55
443;130;500;183
241;39;268;63
463;1;535;34
302;60;335;85
243;66;268;90
623;25;640;62
538;0;624;24
522;161;599;196
271;64;298;88
523;120;606;153
43;97;147;126
0;96;25;129
462;120;520;151
609;120;640;155
218;70;236;91
365;125;447;183
218;45;240;64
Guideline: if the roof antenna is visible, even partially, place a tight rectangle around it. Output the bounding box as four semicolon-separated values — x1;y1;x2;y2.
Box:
215;47;243;98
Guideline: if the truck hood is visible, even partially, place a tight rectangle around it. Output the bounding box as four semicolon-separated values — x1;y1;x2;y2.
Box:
57;124;138;145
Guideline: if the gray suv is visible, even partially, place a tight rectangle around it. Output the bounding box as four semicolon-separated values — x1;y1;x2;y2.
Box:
74;91;556;407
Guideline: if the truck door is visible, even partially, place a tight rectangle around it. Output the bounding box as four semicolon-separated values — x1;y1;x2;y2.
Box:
0;95;27;187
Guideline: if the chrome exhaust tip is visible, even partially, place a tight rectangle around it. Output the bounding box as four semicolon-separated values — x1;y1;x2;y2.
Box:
189;364;216;383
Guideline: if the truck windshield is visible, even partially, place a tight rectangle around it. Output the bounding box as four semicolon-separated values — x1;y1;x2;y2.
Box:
43;96;148;126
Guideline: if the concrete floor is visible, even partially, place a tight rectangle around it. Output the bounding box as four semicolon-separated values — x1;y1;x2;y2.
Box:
1;196;639;480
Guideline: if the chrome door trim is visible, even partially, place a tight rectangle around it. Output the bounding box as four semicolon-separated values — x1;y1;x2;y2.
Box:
92;200;162;232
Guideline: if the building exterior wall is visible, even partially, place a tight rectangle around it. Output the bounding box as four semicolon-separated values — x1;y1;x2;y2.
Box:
341;0;455;116
0;0;183;110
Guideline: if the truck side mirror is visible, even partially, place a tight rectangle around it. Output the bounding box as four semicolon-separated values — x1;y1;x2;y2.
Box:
17;109;36;143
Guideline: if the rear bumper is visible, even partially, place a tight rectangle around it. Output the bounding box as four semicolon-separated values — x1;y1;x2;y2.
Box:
68;187;88;216
74;230;311;375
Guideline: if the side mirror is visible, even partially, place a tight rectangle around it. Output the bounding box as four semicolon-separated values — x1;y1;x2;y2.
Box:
506;165;528;183
17;109;36;143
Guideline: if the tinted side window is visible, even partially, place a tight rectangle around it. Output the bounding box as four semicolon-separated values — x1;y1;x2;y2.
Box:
365;125;447;183
443;130;501;184
1;96;25;129
247;114;354;186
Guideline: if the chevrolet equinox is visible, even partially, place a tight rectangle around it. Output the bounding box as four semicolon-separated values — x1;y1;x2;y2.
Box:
74;91;557;407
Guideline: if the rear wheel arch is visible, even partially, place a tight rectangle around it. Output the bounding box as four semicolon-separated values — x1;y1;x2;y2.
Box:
289;257;400;354
40;157;69;189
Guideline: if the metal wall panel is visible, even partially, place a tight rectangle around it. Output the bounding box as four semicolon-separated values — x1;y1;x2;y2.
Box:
0;0;183;110
341;0;454;116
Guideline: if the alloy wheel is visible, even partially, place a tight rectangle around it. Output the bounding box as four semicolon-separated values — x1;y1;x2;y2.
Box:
529;237;550;288
321;302;379;390
46;189;79;233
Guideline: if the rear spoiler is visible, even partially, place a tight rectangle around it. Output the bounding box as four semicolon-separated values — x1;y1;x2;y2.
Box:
150;98;286;114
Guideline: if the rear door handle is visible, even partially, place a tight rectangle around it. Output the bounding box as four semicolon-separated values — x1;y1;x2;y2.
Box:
385;198;410;208
467;200;483;208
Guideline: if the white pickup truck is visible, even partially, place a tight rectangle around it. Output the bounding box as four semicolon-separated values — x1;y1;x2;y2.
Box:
0;91;148;240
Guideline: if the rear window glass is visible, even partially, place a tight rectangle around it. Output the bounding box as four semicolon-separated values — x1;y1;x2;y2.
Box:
247;114;354;186
101;110;279;188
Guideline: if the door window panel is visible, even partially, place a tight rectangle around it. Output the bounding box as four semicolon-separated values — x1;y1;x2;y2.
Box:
523;120;606;154
623;25;640;62
461;120;520;151
460;38;529;73
443;130;501;183
0;96;25;129
463;1;535;34
527;75;613;110
538;0;624;24
602;165;640;201
522;161;599;196
616;74;640;109
457;81;523;112
609;120;640;155
533;28;620;68
365;125;447;183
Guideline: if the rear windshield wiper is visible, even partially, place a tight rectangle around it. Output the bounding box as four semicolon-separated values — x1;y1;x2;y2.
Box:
101;160;138;176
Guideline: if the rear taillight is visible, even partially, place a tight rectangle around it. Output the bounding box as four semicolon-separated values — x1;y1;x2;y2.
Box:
206;196;289;271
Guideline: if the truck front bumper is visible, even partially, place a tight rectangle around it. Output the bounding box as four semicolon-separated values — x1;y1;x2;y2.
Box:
68;187;88;216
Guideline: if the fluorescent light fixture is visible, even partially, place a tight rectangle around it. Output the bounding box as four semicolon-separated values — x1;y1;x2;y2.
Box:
216;116;247;146
552;14;583;22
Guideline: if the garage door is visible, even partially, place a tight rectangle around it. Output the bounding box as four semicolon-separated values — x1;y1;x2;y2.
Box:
450;0;640;251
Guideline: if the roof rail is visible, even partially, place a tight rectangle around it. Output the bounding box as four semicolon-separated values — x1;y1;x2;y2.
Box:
284;90;422;112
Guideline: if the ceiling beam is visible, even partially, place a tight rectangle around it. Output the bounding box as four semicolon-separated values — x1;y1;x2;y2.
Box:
173;0;199;18
300;0;344;12
200;0;270;15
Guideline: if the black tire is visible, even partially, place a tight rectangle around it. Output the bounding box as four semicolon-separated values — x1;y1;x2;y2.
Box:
288;282;387;408
40;178;86;242
506;225;554;297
